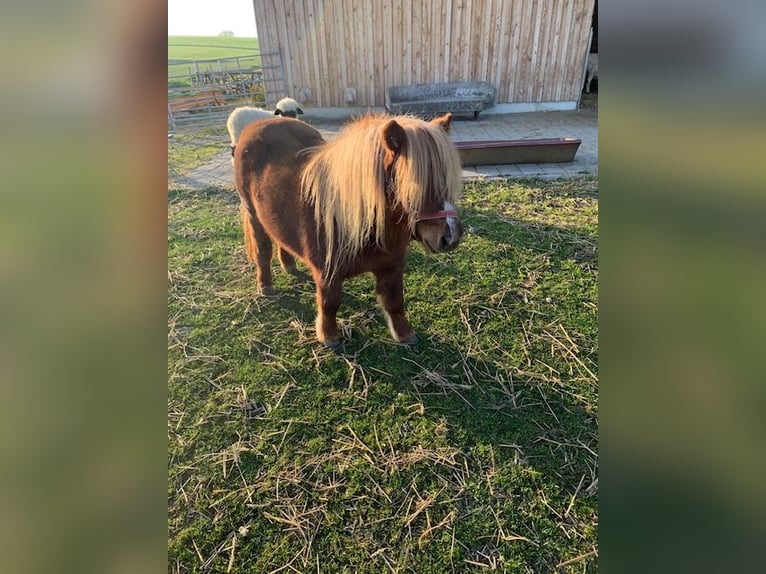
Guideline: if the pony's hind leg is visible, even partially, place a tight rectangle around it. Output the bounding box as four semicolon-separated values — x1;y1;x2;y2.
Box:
241;203;275;294
278;248;295;272
277;248;299;274
374;266;418;345
278;248;311;282
240;203;257;263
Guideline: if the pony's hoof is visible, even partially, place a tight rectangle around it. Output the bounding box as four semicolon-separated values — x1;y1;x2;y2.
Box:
323;339;342;350
400;335;419;347
288;269;311;282
259;285;275;296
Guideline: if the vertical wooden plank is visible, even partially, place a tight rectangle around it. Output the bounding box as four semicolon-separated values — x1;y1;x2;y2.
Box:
361;0;375;106
422;0;430;84
534;0;547;101
403;0;413;85
525;1;540;101
289;0;305;99
251;1;267;100
508;0;525;101
545;0;564;101
280;1;300;99
305;0;320;103
524;0;540;102
430;0;441;83
550;0;564;100
299;0;315;101
511;0;523;101
505;0;519;102
477;0;494;81
411;0;422;83
360;0;370;105
434;0;443;83
383;1;394;91
269;0;285;103
442;0;453;82
304;0;317;98
558;0;574;101
562;0;577;101
565;0;590;101
535;0;553;101
492;0;511;101
320;0;335;106
253;0;272;102
392;0;403;85
519;0;533;102
374;0;385;105
461;0;473;80
347;0;359;105
448;0;463;81
314;0;329;107
492;0;505;90
431;0;443;84
562;0;578;101
359;0;371;106
340;0;353;107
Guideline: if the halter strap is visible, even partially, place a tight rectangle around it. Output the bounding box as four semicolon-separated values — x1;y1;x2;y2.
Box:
416;209;459;222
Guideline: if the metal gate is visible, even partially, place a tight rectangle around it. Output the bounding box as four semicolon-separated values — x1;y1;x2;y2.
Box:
168;49;286;131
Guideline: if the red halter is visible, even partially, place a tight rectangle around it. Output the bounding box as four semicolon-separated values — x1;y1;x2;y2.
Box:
416;209;459;222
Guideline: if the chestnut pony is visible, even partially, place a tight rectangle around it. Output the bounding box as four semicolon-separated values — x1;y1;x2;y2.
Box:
233;113;464;348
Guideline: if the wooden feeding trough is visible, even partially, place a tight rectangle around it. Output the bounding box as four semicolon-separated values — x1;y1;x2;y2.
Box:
455;137;582;166
385;81;496;119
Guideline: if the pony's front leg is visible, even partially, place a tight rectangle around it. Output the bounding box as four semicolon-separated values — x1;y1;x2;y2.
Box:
314;279;343;348
374;267;418;345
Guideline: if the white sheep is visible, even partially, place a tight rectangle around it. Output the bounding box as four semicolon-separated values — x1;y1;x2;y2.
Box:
585;53;598;94
226;97;304;151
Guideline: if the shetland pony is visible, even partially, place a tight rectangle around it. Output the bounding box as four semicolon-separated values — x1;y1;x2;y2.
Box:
233;113;464;348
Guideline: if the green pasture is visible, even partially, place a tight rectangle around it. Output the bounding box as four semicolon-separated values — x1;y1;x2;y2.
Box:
168;36;263;87
168;36;261;62
168;135;599;571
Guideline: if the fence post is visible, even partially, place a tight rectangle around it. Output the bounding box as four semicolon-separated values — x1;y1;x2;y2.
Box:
168;104;176;132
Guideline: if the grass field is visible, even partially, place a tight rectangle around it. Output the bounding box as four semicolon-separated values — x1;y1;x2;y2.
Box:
168;125;228;180
168;36;261;63
168;139;598;571
168;36;263;88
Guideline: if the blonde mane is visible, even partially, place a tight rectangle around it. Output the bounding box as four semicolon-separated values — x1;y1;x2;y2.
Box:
300;114;463;272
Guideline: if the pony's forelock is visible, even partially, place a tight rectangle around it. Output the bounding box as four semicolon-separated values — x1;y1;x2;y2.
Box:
300;114;462;273
391;116;463;224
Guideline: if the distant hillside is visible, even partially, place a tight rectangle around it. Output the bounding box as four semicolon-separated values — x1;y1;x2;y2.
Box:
168;36;260;62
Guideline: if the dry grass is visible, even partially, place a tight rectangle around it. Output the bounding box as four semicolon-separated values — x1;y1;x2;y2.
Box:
168;177;598;572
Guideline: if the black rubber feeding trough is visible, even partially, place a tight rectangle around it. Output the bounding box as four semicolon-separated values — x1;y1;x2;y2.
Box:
385;81;496;119
454;137;582;166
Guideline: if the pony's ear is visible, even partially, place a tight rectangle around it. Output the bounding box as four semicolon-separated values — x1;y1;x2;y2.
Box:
274;109;282;116
431;113;453;133
382;120;406;155
296;107;304;115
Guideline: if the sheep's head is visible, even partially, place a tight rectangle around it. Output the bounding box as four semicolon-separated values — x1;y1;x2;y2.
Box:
274;97;304;118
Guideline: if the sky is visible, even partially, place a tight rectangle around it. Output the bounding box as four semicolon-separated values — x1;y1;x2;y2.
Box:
168;0;257;37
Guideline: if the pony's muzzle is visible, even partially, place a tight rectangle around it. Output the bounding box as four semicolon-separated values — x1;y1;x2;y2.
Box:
416;216;464;253
440;216;464;251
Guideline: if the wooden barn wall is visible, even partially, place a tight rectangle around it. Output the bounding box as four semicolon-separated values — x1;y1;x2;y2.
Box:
253;0;595;108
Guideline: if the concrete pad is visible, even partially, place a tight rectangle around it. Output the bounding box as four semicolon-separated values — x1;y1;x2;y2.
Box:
169;106;597;190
